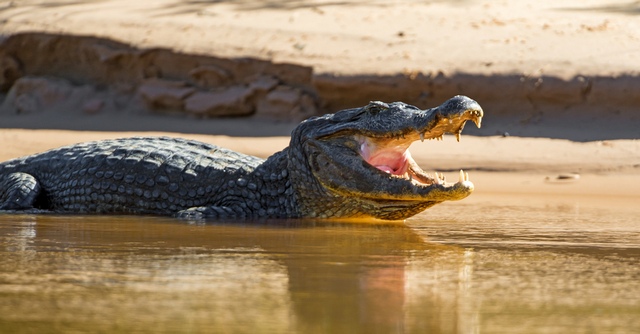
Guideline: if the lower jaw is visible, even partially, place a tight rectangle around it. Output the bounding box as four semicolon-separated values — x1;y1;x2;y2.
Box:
369;201;441;220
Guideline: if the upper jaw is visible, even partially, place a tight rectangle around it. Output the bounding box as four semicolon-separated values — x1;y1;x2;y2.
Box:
355;111;481;199
355;100;483;145
409;102;483;143
310;96;483;144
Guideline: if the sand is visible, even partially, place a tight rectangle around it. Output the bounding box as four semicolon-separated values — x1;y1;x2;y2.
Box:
2;0;639;77
0;0;638;209
1;129;638;204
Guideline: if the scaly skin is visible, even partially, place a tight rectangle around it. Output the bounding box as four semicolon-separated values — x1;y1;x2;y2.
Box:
0;95;483;220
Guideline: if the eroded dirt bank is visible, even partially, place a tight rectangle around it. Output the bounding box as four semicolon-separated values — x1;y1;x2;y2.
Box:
1;33;638;141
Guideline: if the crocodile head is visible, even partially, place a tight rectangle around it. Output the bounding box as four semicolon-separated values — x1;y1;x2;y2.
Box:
289;95;483;220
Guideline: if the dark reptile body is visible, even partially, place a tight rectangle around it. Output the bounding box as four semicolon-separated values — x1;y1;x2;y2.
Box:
0;137;296;218
0;96;484;220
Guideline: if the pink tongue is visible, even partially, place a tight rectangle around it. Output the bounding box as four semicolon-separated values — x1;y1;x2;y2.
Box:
360;140;408;175
375;165;394;174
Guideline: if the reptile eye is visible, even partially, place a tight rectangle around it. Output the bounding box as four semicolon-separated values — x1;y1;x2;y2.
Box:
365;101;389;115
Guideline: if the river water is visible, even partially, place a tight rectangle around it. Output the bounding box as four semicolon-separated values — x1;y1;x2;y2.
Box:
0;193;639;333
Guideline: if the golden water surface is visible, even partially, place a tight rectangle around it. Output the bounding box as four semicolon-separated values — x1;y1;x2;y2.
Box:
1;193;639;333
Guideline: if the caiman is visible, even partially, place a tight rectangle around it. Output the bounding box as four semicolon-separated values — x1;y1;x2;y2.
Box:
0;95;483;220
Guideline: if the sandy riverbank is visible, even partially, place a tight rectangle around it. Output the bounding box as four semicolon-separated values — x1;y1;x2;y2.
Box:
2;0;639;77
2;129;638;203
1;0;640;140
0;0;638;208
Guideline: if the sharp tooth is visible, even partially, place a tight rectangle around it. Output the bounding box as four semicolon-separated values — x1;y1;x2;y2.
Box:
456;132;461;142
459;170;464;183
434;172;440;184
420;132;425;142
474;117;482;128
465;172;469;181
440;173;445;182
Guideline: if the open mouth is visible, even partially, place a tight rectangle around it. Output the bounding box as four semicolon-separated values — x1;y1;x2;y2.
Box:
356;111;481;189
357;134;469;187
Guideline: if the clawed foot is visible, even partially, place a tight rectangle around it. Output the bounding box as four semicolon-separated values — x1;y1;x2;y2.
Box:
175;206;245;220
175;207;206;220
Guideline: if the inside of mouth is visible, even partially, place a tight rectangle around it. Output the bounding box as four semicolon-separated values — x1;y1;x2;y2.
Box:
358;136;438;185
361;143;409;175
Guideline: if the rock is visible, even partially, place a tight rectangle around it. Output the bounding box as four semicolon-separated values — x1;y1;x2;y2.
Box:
255;85;317;121
1;76;79;114
297;93;318;120
246;75;279;111
184;86;254;116
10;92;37;114
0;54;22;91
248;76;279;95
137;79;195;110
188;65;232;89
256;85;300;118
82;98;105;114
0;77;96;114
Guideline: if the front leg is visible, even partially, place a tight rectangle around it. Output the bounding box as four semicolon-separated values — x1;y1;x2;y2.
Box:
0;173;41;210
176;206;249;220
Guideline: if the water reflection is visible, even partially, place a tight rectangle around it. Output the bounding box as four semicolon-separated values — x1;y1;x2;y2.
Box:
0;193;639;333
